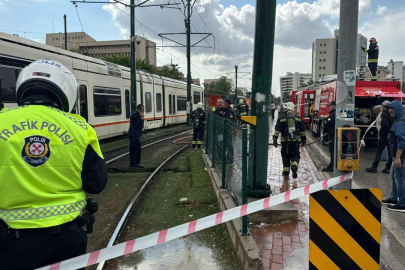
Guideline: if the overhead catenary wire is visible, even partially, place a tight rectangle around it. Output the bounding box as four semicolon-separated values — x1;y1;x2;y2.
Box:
73;4;95;55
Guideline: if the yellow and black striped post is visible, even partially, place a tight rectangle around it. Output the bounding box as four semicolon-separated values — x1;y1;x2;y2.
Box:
309;189;382;269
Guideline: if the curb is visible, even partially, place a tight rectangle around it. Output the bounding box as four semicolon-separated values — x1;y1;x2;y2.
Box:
202;153;263;270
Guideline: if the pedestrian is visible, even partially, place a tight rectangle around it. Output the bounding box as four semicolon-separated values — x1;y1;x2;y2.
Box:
273;102;306;179
362;37;379;80
323;101;336;172
191;102;206;148
366;101;393;174
215;98;224;116
0;59;108;269
382;100;405;212
128;104;145;168
243;100;249;115
270;102;276;119
222;98;235;120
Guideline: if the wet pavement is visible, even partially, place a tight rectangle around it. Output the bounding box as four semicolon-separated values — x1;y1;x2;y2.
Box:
248;113;320;270
306;131;405;270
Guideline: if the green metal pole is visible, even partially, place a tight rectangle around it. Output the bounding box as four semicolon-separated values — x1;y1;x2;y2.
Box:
247;0;276;197
212;115;216;168
241;127;248;235
221;119;227;189
130;0;137;111
205;113;210;154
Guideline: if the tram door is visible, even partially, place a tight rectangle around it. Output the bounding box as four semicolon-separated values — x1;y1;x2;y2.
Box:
76;81;89;123
168;92;176;125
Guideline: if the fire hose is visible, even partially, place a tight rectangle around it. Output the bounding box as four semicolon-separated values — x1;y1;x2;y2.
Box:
268;133;327;147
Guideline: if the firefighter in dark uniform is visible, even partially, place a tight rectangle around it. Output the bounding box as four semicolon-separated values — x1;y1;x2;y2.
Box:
191;102;206;148
273;102;306;179
362;37;379;79
323;101;336;172
236;99;247;127
0;59;108;269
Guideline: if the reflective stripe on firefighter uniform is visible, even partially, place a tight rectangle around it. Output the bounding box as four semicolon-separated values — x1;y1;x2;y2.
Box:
191;108;206;146
0;105;102;229
273;113;306;176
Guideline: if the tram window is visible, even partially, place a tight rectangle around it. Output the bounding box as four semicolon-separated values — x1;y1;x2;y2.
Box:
0;67;20;103
177;95;187;111
93;87;121;117
169;94;172;114
145;92;152;113
156;93;162;113
193;91;201;104
125;90;130;119
79;85;88;122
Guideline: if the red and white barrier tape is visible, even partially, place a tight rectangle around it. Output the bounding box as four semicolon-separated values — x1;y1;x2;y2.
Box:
37;173;352;270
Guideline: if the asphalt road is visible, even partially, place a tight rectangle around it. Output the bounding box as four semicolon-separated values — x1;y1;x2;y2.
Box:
306;131;405;270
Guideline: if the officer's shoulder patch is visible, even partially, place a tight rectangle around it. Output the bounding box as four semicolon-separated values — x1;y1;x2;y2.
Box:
21;135;51;167
49;107;88;130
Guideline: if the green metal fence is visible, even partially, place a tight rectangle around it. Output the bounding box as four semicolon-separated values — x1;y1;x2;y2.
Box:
206;113;248;235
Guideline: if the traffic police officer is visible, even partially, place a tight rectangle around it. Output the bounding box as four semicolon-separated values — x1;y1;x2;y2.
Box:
0;59;108;269
273;102;306;179
191;102;206;148
323;101;336;172
362;37;379;79
222;98;235;120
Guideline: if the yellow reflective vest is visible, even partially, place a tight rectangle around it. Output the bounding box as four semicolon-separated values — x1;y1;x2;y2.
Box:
0;105;103;229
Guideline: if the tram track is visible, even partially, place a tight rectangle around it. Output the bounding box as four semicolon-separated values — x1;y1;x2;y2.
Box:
89;130;192;270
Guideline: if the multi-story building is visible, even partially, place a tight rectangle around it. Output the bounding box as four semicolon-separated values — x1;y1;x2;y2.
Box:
312;30;367;81
280;72;312;101
387;59;404;80
46;32;157;66
203;77;235;87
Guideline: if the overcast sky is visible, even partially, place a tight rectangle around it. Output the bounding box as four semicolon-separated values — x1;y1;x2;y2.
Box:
1;0;404;96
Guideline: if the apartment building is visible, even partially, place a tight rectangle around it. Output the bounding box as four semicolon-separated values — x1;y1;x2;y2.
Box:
280;72;312;101
46;32;157;66
387;59;404;80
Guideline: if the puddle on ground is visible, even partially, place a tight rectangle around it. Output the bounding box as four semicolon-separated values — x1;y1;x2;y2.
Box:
118;237;230;270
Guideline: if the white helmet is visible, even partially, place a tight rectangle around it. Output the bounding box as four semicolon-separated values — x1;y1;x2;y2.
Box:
197;102;203;109
239;99;244;104
286;102;295;111
16;59;78;112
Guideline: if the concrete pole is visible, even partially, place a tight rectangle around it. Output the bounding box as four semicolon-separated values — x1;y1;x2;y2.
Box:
130;0;137;111
333;0;359;189
63;15;67;50
247;0;276;197
235;65;238;103
186;0;192;126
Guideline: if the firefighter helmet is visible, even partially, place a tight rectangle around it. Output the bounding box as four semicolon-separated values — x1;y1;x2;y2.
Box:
286;102;294;111
16;59;78;112
197;102;203;109
369;37;377;43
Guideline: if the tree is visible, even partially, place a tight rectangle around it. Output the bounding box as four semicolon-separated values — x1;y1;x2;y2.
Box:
70;49;82;54
204;76;232;96
102;55;183;80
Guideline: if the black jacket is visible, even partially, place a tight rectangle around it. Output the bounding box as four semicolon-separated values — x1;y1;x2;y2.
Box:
326;109;336;141
82;145;108;194
273;113;306;143
191;108;206;128
380;109;394;138
128;111;144;138
214;107;223;116
222;106;235;121
362;43;379;62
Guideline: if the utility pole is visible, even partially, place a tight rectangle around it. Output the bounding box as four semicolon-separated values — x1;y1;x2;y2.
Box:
235;65;238;103
186;0;192;126
63;14;67;50
247;0;276;197
333;0;358;188
71;1;178;113
130;0;137;112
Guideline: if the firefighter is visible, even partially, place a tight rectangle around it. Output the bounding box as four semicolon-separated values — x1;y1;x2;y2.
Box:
236;99;247;116
191;102;206;148
323;101;336;172
362;37;379;79
273;102;306;179
0;59;108;269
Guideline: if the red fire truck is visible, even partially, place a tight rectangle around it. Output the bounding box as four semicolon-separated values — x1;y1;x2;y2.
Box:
292;89;315;124
310;79;404;145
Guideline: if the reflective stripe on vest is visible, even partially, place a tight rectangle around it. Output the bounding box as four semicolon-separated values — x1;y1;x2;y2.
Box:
0;200;86;221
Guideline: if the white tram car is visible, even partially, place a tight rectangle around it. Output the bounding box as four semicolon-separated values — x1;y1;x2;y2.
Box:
0;31;204;139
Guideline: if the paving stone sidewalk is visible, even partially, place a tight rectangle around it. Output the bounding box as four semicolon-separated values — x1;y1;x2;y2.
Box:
249;116;324;270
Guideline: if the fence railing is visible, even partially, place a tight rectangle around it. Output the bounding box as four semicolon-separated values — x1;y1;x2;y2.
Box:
206;113;248;235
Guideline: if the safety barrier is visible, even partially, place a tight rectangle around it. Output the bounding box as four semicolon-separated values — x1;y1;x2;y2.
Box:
37;173;352;270
205;113;248;234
